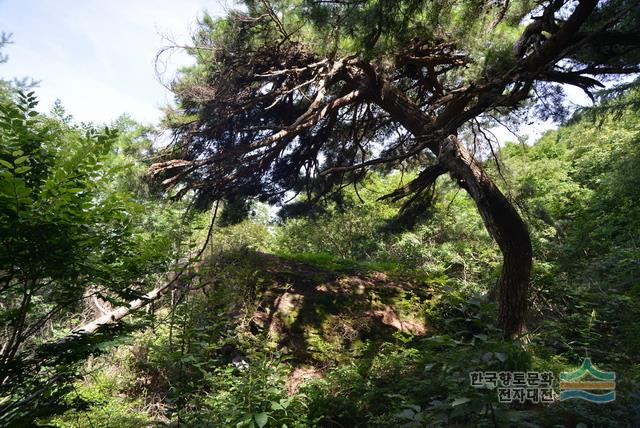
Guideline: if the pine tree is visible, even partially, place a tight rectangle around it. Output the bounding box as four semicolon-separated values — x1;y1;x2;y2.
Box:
152;0;640;337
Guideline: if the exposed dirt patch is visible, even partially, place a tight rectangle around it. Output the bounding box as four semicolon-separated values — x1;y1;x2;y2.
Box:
371;305;427;335
245;253;431;367
286;366;322;395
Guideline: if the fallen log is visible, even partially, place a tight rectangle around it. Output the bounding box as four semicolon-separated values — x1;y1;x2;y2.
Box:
0;203;219;424
55;201;219;346
56;271;183;346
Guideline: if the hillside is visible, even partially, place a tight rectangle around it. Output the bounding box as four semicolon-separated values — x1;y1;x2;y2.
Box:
49;241;638;427
39;88;640;427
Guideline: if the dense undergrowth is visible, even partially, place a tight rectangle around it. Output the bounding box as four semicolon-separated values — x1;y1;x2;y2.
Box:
35;91;640;427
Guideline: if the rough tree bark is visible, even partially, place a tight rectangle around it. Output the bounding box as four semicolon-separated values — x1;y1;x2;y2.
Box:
369;74;532;338
439;136;532;338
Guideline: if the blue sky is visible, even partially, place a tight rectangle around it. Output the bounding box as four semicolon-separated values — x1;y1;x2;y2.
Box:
0;0;235;125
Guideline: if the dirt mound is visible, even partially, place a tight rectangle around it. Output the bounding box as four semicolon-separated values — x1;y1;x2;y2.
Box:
245;254;431;369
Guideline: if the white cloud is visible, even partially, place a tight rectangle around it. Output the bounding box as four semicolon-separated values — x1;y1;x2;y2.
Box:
0;0;229;125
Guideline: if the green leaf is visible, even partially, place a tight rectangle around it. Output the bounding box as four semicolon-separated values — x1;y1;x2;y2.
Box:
254;412;269;428
0;159;13;169
14;156;29;165
13;182;31;196
236;418;254;428
451;397;471;407
14;166;32;174
494;352;507;362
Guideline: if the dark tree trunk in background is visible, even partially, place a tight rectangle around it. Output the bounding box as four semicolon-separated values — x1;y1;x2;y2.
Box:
438;136;532;338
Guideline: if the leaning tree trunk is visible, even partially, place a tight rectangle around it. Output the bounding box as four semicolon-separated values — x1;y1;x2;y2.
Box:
370;79;532;338
438;135;532;338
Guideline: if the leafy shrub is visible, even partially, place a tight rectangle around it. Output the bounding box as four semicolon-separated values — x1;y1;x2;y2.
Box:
0;93;180;425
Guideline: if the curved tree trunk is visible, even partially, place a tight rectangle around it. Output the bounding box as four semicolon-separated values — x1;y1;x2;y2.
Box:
370;79;532;338
438;136;532;338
